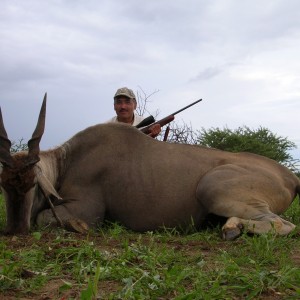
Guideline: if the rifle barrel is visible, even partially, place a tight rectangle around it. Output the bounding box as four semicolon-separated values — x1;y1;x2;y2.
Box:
172;99;202;116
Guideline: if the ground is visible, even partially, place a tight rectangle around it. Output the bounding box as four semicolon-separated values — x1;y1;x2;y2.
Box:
1;225;300;299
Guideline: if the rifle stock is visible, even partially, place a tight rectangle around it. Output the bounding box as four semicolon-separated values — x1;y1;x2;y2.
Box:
140;115;175;134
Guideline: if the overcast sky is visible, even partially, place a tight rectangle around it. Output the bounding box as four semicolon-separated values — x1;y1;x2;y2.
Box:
1;0;299;160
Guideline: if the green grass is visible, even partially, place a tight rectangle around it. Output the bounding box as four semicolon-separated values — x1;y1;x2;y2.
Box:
0;194;300;299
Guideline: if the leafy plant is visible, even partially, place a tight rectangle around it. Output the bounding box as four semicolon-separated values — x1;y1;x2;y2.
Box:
197;126;299;171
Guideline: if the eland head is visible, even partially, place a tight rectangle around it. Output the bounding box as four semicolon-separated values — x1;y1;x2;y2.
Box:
0;94;46;234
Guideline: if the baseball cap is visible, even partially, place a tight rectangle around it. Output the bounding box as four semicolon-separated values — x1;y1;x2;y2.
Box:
114;87;136;100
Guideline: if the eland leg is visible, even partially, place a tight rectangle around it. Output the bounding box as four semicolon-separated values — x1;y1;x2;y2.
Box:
37;194;106;233
37;207;89;233
196;164;296;240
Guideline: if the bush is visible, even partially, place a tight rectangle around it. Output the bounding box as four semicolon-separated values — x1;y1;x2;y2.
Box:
197;126;299;171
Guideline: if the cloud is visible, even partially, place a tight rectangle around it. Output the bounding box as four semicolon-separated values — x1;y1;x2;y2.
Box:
189;66;224;82
189;62;240;82
0;0;299;160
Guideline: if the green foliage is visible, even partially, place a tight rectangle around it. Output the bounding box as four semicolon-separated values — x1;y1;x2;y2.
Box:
80;263;101;299
284;196;300;225
197;126;299;171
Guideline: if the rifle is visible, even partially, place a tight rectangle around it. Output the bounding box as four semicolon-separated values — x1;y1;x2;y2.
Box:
136;99;202;136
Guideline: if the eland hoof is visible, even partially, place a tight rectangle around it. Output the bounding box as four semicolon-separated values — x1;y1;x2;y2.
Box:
222;224;243;241
64;219;89;234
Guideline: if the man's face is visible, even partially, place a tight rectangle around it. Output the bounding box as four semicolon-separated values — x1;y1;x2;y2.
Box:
114;96;137;123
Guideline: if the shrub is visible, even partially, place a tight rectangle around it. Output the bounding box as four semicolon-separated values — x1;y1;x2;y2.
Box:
197;126;299;171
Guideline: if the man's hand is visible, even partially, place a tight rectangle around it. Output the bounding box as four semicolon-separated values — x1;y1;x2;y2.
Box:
148;124;161;138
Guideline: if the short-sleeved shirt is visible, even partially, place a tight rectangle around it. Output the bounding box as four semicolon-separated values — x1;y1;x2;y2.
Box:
106;114;145;126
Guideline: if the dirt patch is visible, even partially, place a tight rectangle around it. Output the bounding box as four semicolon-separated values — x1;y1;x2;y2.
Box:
1;279;80;300
291;249;300;267
97;280;122;298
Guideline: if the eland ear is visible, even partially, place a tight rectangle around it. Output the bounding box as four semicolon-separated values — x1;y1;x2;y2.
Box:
27;93;47;166
0;107;13;168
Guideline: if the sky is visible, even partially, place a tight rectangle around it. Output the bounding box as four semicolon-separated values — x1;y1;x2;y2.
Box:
0;0;299;161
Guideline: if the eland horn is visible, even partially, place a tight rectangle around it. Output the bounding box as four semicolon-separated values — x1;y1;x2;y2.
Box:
27;93;47;165
0;106;13;167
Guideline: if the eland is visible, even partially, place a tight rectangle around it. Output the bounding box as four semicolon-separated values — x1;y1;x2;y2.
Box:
0;94;299;239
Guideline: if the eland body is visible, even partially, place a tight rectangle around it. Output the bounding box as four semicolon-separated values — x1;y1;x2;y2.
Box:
0;95;299;239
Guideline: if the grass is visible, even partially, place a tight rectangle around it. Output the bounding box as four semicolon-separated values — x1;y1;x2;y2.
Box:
0;195;300;299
